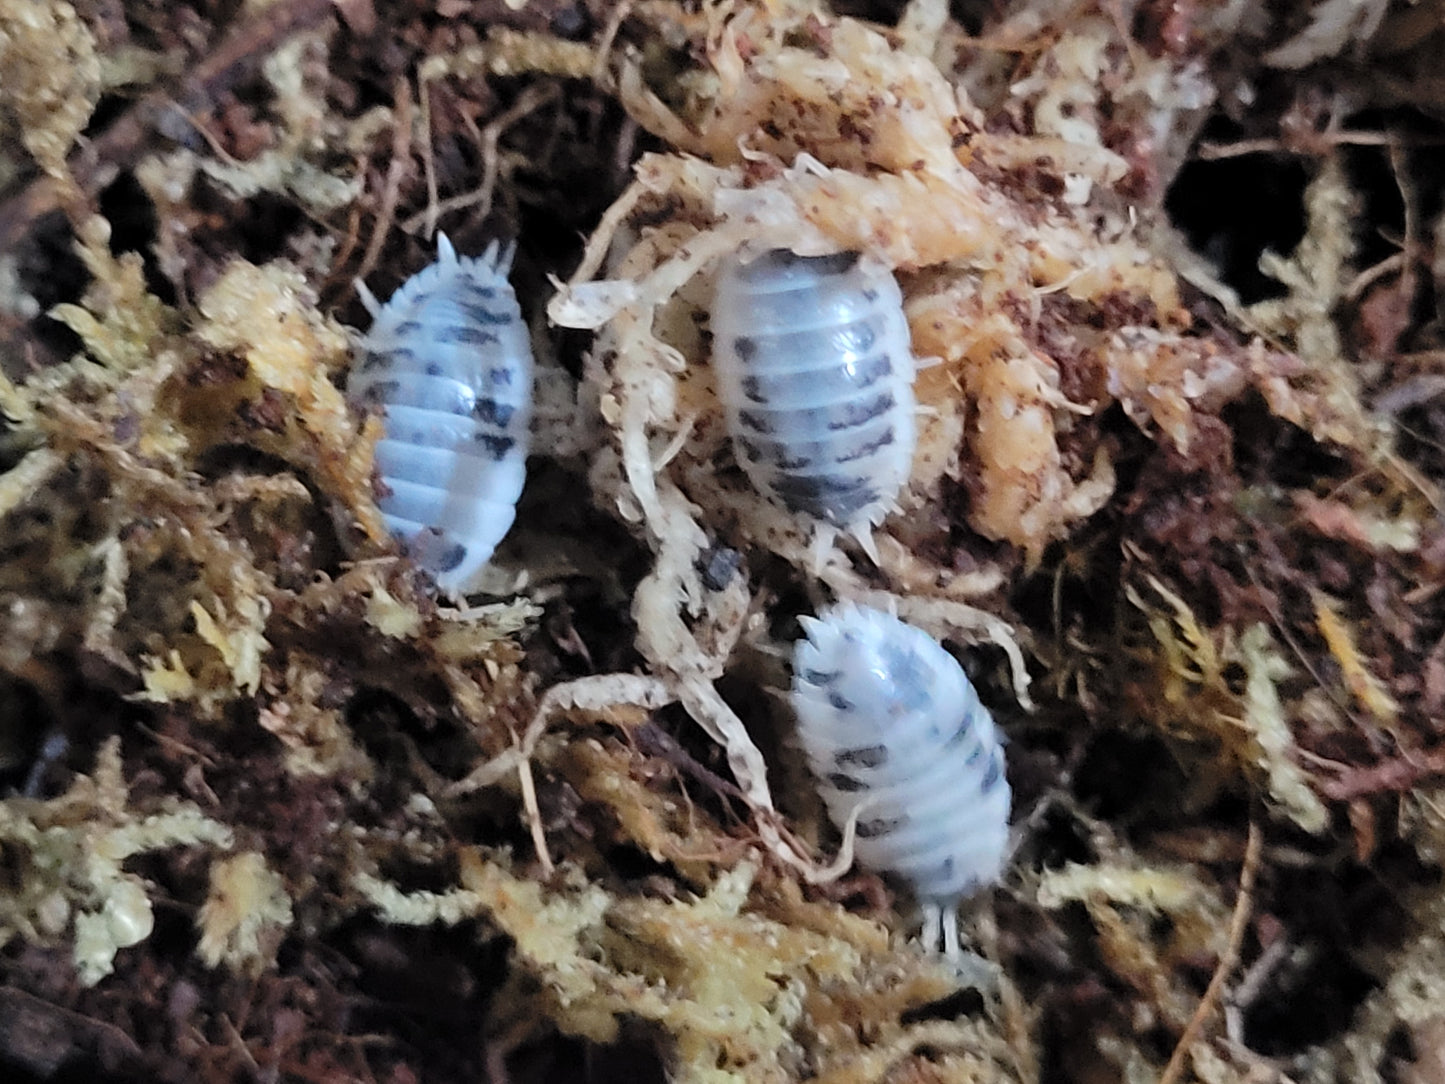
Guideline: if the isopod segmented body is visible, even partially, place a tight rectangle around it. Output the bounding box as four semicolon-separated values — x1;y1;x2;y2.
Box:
792;602;1010;954
711;249;918;531
349;234;532;596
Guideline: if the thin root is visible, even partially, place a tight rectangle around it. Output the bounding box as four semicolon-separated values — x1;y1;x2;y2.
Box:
1158;820;1264;1084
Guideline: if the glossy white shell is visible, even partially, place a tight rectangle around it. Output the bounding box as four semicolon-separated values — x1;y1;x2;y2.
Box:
711;250;917;529
792;602;1010;949
349;234;532;595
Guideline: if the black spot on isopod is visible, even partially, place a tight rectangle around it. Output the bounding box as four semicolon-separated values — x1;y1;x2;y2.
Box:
936;719;980;757
826;691;852;711
732;336;758;362
739;409;774;434
458;301;513;325
858;815;907;838
361;351;389;371
774;452;814;471
433;542;468;572
741;376;764;401
774;474;861;498
831;489;884;519
425;361;444;376
837;429;896;462
407;530;469;576
357;380;399;404
827;392;895;430
980;752;1004;793
473;399;516;427
861;287;879;302
488;367;514;386
434;325;501;346
394;320;423;335
835;744;888;769
962;735;985;764
826;772;868;792
474;434;516;458
771;474;878;518
800;668;841;686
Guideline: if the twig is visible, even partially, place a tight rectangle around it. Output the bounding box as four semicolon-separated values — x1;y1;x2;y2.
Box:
324;199;366;301
1197;131;1445;160
444;674;675;871
1342;250;1408;302
220;1013;262;1074
1158;820;1264;1084
514;743;552;875
0;987;144;1073
419;78;439;241
592;0;634;87
633;721;750;806
354;78;414;289
1317;745;1445;800
1224;936;1292;1043
398;83;561;234
755;797;876;885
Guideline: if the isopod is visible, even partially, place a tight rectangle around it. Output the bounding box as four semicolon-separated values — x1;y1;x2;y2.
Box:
710;249;918;533
792;602;1010;955
349;234;533;596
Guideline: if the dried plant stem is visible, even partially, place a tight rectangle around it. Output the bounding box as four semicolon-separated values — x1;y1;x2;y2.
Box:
401;83;561;235
355;79;413;287
1158;820;1264;1084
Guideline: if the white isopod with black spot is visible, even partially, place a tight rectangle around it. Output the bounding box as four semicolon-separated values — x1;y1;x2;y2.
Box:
792;602;1010;955
711;249;917;533
349;234;532;596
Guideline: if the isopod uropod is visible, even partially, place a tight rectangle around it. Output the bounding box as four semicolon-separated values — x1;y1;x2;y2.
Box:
710;249;918;534
792;602;1011;955
349;234;533;596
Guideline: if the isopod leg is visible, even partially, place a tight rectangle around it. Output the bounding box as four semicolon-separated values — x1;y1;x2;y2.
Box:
354;278;381;317
942;905;962;959
920;900;943;954
919;900;964;958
